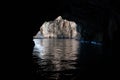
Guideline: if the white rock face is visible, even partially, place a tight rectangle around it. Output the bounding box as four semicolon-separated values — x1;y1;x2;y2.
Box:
34;16;80;38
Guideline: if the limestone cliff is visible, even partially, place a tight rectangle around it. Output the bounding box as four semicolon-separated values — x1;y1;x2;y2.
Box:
34;16;80;38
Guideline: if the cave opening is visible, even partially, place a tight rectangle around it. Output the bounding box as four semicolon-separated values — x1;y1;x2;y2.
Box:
32;15;107;80
31;0;118;79
33;15;103;45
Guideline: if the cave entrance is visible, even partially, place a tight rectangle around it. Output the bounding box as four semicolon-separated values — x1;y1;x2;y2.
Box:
34;16;80;39
33;16;102;45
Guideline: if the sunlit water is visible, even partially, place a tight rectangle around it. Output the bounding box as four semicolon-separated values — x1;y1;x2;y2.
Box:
32;39;105;80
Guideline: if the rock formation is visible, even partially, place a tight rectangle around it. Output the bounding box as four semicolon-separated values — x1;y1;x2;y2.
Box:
34;16;80;38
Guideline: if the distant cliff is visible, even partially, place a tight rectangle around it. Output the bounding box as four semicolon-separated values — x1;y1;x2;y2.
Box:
34;16;80;39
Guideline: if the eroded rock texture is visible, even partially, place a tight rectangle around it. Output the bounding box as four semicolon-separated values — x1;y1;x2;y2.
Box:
34;16;80;38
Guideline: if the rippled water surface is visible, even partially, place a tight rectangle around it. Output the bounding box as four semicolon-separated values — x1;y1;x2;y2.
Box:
32;39;106;80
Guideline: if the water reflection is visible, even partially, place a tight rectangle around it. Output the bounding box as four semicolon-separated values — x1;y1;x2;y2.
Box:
32;39;106;80
33;39;80;71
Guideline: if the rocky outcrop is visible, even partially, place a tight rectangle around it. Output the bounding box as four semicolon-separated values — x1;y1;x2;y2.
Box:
34;16;80;38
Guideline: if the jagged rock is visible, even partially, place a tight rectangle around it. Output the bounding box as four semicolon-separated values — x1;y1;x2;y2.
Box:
34;16;80;38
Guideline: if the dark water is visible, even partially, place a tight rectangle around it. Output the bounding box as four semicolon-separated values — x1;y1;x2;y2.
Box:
32;39;111;80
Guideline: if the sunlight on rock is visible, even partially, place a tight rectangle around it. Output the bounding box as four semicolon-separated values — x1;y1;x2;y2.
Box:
34;16;80;39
